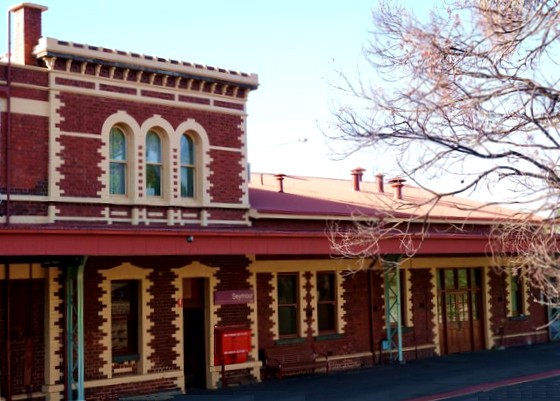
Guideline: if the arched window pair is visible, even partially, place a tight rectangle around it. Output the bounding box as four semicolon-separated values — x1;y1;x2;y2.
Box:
109;127;196;198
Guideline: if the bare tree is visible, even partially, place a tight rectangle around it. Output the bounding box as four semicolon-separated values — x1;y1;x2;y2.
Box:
327;0;560;303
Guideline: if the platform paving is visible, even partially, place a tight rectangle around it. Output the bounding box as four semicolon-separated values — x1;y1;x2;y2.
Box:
173;342;560;400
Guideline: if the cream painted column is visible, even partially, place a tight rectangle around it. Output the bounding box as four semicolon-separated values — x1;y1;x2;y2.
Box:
43;267;64;401
430;267;440;356
483;265;496;350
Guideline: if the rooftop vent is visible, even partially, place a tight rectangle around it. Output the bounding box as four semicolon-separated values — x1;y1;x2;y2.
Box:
388;177;406;200
274;173;286;193
376;174;384;193
351;167;366;191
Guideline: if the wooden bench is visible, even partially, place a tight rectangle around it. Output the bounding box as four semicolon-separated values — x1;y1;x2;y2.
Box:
265;343;329;379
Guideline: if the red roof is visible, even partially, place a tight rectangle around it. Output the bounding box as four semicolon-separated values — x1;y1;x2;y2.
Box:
249;173;533;223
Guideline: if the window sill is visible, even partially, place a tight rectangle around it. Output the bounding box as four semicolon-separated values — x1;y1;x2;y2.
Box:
509;314;529;321
275;337;306;346
112;354;140;363
314;333;344;342
388;325;414;334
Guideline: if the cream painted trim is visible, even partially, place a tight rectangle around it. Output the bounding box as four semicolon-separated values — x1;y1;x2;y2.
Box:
140;116;174;202
2;97;49;116
100;263;153;378
375;343;437;356
44;267;63;388
49;86;63;199
492;329;547;341
311;271;345;336
0;263;45;279
209;360;262;373
38;37;258;87
0;215;51;224
256;261;351;340
42;383;64;401
403;268;413;327
430;267;440;355
324;351;373;362
298;271;306;338
483;265;494;350
252;259;357;273
6;192;249;209
246;264;260;367
46;71;248;117
83;370;182;389
100;111;140;201
270;271;307;339
4;392;46;400
62;132;102;139
174;119;211;205
410;257;493;269
239;117;249;207
209;145;243;153
270;272;279;341
0;194;48;202
310;271;318;335
172;262;220;390
505;269;531;318
338;271;347;334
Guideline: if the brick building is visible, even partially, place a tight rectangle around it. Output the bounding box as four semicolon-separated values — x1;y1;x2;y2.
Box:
0;3;552;401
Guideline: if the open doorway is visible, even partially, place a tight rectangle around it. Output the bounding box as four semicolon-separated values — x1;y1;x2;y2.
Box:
183;277;207;389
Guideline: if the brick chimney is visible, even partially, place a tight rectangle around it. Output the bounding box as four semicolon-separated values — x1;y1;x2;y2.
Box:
388;177;406;200
351;167;365;191
9;3;48;65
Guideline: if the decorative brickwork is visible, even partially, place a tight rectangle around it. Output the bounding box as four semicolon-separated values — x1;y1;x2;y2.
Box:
84;377;179;401
256;272;274;350
409;269;435;346
147;267;180;373
84;265;109;380
488;269;548;348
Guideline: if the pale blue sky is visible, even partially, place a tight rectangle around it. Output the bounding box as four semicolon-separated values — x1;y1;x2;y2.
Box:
1;0;391;180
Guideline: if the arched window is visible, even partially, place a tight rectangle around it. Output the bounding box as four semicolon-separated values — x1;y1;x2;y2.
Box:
180;133;196;198
146;130;162;196
109;127;127;195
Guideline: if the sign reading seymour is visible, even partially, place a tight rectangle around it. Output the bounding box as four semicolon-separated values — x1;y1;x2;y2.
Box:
214;290;255;305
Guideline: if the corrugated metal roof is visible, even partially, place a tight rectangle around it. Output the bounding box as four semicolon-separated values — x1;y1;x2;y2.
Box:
248;173;532;223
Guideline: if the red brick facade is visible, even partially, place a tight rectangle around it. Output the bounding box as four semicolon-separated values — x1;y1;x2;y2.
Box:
0;4;554;401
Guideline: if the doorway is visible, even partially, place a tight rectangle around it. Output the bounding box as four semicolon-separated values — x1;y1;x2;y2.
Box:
183;277;207;389
438;268;484;354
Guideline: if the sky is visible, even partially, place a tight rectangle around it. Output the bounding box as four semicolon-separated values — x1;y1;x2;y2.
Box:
0;0;387;181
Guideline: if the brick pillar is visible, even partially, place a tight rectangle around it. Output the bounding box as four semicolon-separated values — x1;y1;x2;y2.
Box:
9;3;48;65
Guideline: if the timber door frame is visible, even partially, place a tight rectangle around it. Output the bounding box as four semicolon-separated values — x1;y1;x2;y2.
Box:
438;268;484;355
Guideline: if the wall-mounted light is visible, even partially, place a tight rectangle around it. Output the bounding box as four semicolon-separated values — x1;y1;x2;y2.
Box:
186;235;194;243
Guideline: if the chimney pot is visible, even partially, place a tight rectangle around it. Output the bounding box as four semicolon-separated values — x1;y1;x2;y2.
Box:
351;167;366;191
9;3;48;65
376;174;384;193
274;173;286;193
388;177;406;200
